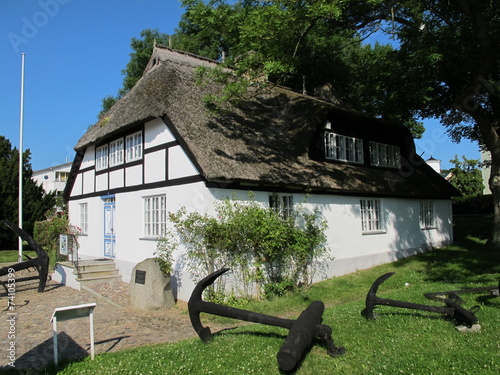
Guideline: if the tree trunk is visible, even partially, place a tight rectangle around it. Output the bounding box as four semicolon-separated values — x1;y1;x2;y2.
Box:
488;155;500;249
460;106;500;249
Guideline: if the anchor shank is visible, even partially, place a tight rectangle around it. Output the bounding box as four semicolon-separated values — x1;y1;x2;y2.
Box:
192;300;295;329
375;297;455;315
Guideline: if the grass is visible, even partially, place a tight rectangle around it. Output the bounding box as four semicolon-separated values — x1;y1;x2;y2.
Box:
0;250;37;264
11;215;500;374
0;246;60;268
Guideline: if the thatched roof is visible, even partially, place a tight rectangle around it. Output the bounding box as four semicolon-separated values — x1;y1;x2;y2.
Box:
71;46;457;199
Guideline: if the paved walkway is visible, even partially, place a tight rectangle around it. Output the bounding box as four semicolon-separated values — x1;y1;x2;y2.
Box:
0;268;234;372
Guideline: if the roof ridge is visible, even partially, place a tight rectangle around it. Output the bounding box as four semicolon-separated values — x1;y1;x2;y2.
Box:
154;43;221;65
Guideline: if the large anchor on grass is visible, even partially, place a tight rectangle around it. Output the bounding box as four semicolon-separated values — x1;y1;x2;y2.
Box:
0;220;49;293
423;279;500;302
188;268;345;372
364;272;480;326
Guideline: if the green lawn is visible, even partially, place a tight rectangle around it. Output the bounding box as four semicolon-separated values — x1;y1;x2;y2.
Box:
16;215;500;374
0;250;37;264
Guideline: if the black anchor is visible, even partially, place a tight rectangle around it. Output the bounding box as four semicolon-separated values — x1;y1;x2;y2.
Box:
188;268;345;372
364;272;479;326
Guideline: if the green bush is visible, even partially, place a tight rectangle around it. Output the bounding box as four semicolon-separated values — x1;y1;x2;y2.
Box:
154;235;174;275
34;216;69;263
156;193;330;300
33;205;81;265
452;194;493;214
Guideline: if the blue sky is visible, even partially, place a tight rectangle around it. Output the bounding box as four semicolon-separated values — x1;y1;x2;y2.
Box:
1;0;479;172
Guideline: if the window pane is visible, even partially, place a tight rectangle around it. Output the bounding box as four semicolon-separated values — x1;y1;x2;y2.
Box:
420;201;434;228
79;203;88;234
324;132;363;163
370;142;400;168
96;145;108;170
269;194;293;219
144;195;167;237
126;131;143;162
361;199;383;232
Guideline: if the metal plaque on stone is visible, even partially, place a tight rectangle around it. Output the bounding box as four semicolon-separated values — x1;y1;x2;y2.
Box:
135;270;146;284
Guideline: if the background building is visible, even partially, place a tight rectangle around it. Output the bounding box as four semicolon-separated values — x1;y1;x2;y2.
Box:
32;162;72;195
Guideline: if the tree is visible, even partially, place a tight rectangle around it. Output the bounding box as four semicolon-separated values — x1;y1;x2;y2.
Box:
447;155;484;198
0;136;56;250
173;1;500;247
98;29;170;117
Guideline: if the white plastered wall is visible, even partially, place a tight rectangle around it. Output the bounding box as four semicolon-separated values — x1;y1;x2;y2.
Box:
69;185;453;301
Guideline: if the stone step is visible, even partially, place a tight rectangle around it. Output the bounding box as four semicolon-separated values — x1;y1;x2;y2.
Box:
76;268;120;278
75;259;117;272
72;258;122;286
77;274;122;286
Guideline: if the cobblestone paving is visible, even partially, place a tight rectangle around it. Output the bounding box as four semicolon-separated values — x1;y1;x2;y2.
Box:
0;270;233;372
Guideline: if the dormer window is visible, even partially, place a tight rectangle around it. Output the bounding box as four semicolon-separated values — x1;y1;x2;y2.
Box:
126;131;143;162
370;142;400;168
95;144;108;171
324;132;363;164
109;138;124;167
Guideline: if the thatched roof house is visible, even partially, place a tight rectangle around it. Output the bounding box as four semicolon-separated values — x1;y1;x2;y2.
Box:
61;45;457;300
65;45;456;200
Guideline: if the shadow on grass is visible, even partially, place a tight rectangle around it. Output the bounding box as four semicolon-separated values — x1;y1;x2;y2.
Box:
215;327;287;341
397;214;500;285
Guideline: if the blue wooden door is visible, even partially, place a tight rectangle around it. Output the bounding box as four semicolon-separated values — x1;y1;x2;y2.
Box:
103;197;116;258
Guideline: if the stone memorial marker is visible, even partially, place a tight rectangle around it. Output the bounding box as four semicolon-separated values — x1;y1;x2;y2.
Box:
130;258;175;310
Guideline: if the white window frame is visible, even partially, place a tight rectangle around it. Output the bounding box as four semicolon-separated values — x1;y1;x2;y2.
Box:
79;203;88;235
324;132;363;163
126;131;143;162
109;138;124;167
370;142;400;168
269;194;294;219
143;195;167;238
360;199;385;233
95;144;108;171
420;200;435;229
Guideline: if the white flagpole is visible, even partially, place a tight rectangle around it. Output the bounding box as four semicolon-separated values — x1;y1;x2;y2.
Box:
18;53;25;262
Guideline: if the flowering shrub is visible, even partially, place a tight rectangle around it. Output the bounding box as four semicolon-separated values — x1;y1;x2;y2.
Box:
155;230;175;275
156;193;330;300
34;204;81;263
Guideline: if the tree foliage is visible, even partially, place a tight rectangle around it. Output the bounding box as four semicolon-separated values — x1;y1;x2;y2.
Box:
446;155;484;199
33;201;81;264
0;136;56;250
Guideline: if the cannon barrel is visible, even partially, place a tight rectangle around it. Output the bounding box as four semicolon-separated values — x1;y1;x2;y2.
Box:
277;300;325;372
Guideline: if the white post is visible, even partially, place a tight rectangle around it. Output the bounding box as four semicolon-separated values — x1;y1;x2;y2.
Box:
52;316;59;365
18;53;26;263
89;310;95;360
